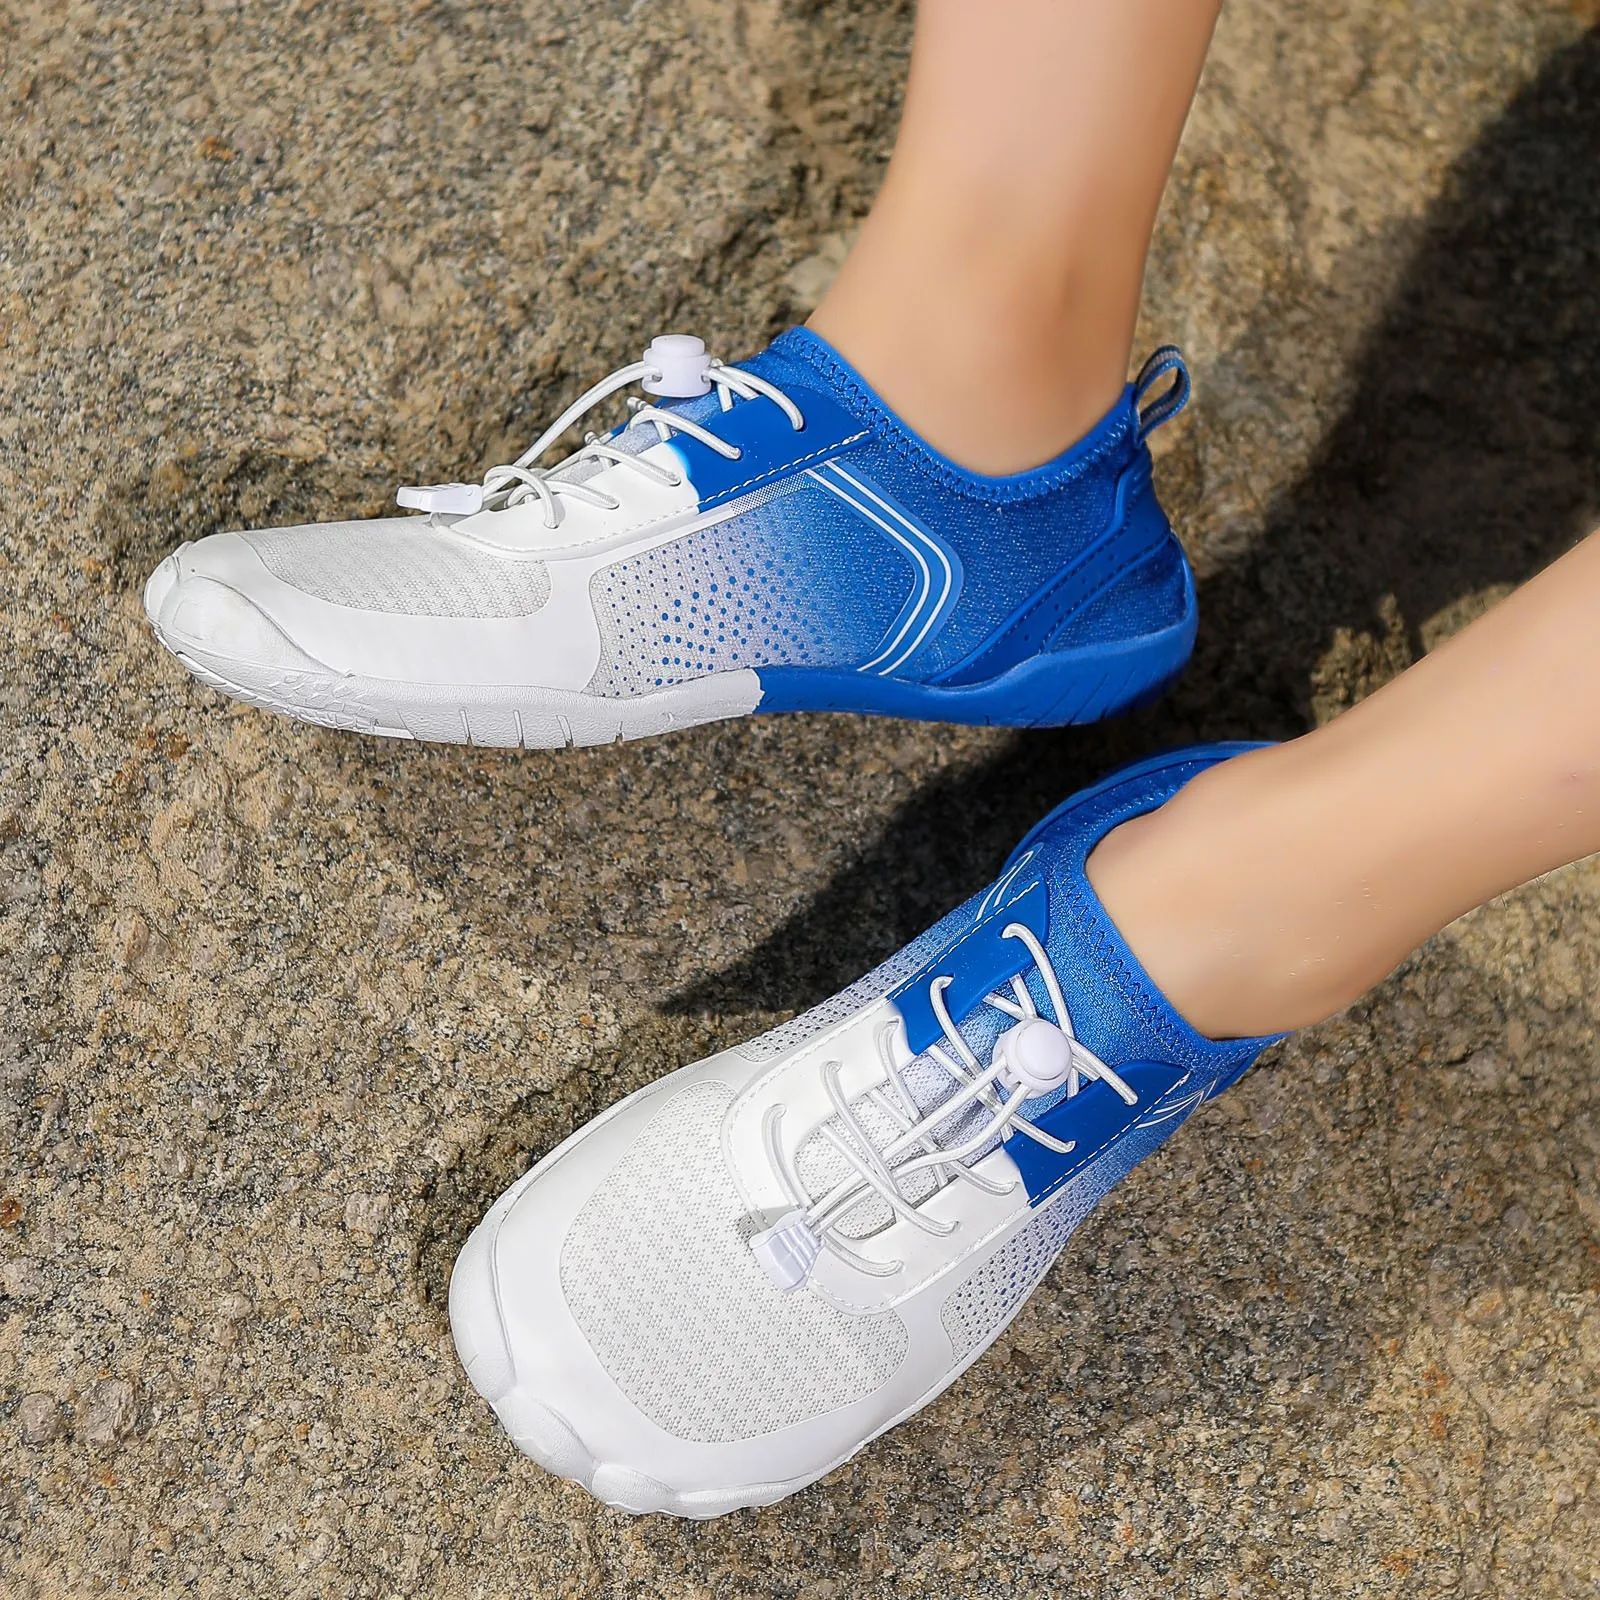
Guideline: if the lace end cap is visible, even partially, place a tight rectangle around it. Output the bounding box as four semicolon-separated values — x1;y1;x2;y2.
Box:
749;1209;822;1293
397;482;485;516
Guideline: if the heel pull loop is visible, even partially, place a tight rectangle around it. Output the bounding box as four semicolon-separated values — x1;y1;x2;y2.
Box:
1133;346;1191;441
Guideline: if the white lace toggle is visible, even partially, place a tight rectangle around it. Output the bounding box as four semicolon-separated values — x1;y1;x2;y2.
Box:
750;1209;823;1293
400;337;805;531
396;481;486;516
641;334;713;398
992;1017;1074;1096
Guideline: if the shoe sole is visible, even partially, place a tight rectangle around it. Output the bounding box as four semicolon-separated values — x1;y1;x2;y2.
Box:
162;640;767;748
147;569;1197;746
754;586;1196;730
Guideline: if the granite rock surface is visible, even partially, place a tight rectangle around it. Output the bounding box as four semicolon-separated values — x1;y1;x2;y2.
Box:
3;1;1600;1595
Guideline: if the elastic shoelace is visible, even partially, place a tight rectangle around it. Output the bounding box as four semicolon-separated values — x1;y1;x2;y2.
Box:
472;355;806;529
760;922;1139;1282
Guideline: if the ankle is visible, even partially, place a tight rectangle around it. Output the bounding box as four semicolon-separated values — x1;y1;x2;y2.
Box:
809;226;1133;476
1084;746;1389;1039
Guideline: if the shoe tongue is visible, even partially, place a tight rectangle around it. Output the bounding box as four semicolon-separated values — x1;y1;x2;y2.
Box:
547;386;732;486
792;887;1054;1235
556;334;838;486
638;386;727;431
773;861;1067;1241
884;876;1065;1142
791;1003;1013;1243
890;878;1050;1055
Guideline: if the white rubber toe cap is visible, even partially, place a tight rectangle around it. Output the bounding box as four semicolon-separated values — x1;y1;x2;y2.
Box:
448;1221;517;1405
143;553;180;624
449;1214;611;1492
149;562;326;674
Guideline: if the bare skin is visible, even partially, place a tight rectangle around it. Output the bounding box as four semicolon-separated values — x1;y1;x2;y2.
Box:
1088;528;1600;1038
817;0;1600;1042
810;0;1222;476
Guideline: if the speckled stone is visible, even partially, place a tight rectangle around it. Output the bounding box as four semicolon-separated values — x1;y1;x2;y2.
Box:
3;1;1600;1595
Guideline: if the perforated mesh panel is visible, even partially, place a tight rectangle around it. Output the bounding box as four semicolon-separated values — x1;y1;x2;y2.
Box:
559;1082;908;1443
585;478;914;694
940;1111;1185;1361
941;1206;1077;1362
244;520;552;617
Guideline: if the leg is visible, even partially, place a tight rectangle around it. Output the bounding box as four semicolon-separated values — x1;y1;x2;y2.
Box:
810;0;1222;474
1088;528;1600;1038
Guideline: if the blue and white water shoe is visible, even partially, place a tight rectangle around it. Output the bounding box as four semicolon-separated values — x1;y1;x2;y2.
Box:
146;330;1198;746
449;745;1282;1516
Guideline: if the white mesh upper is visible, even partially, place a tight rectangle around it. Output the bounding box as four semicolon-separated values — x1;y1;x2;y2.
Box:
558;1082;908;1443
940;1113;1180;1361
243;519;551;617
941;1205;1078;1362
739;895;1003;1238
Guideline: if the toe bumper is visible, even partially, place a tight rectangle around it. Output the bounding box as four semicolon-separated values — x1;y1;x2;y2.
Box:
145;540;327;675
448;1221;517;1404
